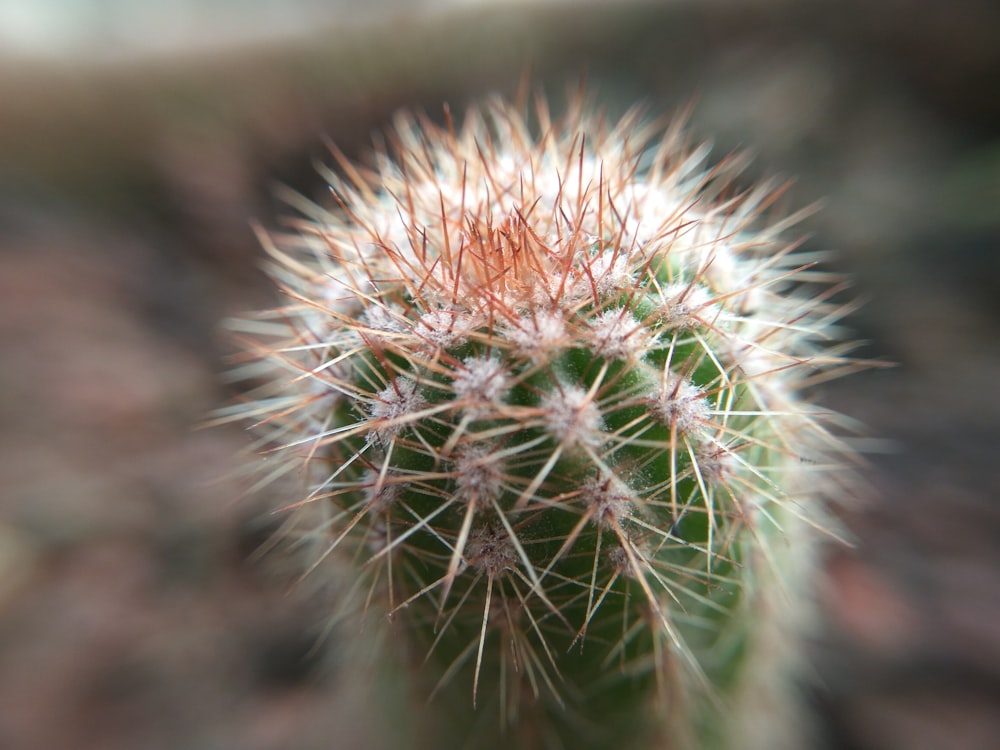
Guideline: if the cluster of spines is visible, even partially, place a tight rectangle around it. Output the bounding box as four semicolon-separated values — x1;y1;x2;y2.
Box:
221;95;857;749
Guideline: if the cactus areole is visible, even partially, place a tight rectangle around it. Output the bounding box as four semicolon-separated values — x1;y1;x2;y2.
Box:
227;95;857;750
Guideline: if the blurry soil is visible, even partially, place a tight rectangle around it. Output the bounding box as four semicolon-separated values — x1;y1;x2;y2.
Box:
1;2;998;749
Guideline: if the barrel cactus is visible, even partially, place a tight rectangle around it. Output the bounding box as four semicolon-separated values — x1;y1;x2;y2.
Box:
224;94;856;750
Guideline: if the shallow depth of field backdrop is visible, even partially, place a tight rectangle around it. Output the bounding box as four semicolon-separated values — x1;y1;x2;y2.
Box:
1;1;998;748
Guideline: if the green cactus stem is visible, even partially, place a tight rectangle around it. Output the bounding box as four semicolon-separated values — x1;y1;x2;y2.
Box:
222;94;860;750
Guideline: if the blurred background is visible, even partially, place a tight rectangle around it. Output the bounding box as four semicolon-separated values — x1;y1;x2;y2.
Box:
1;1;998;748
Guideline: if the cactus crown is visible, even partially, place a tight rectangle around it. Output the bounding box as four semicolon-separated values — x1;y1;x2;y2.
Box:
224;94;857;750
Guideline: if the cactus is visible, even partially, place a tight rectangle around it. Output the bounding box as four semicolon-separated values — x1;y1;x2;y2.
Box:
223;94;858;750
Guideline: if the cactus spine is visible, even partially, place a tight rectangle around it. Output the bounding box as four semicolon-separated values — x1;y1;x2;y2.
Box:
226;95;856;750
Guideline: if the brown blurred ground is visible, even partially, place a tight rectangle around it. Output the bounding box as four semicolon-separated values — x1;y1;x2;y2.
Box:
1;2;999;748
